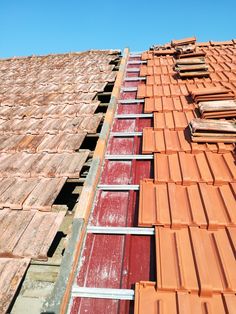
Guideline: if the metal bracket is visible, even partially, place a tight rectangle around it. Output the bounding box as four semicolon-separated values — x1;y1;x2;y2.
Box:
115;113;153;118
98;184;139;191
129;52;142;56
71;286;135;300
127;60;147;65
124;76;146;81
118;99;144;104
110;132;142;137
87;226;155;235
121;87;138;92
126;68;140;72
105;154;153;160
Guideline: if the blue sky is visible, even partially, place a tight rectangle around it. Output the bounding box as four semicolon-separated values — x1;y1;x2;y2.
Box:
0;0;235;58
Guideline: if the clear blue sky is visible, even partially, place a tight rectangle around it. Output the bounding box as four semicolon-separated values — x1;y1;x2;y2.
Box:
0;0;235;58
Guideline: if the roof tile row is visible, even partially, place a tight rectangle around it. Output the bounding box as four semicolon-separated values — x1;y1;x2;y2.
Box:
144;96;195;112
142;128;235;154
135;282;236;314
0;102;100;119
138;82;236;98
0;133;86;153
154;152;236;185
0;152;89;178
0;115;102;135
154;111;196;130
0;177;66;210
155;226;236;295
139;179;236;228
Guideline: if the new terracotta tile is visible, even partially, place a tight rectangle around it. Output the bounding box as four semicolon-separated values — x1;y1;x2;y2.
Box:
155;226;236;295
144;96;195;113
154;152;236;185
142;128;235;154
154;111;196;130
134;282;236;314
139;179;236;228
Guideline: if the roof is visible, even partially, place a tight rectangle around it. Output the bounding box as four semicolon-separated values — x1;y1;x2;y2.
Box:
0;49;120;312
64;40;236;314
1;40;236;313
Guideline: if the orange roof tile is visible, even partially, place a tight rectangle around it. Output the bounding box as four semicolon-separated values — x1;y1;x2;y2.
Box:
155;226;236;295
144;96;195;113
142;128;235;154
154;111;196;130
139;179;236;228
154;152;236;185
134;282;236;314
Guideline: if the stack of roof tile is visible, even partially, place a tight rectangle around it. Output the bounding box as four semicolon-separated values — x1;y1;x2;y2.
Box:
191;86;235;102
172;37;210;78
190;118;236;143
0;50;120;312
136;40;236;313
198;100;236;118
188;86;236;142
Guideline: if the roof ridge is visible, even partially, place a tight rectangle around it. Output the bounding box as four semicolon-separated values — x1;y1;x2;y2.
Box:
0;49;121;62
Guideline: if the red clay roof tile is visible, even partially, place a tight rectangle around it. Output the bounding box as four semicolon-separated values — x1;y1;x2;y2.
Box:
154;111;196;130
142;128;235;154
139;179;236;228
155;226;236;295
144;97;195;113
154;152;236;185
134;282;236;314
